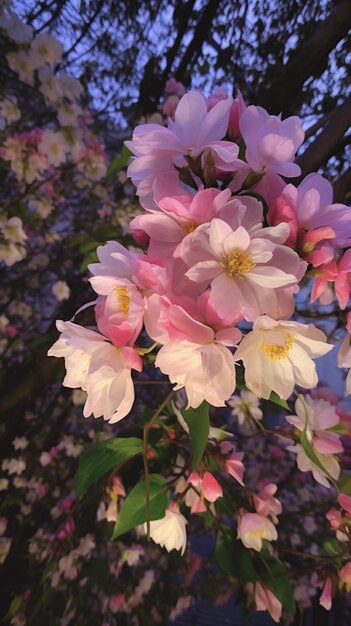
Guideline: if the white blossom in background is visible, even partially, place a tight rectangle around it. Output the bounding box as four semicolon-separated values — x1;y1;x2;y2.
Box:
30;32;63;68
228;389;263;424
52;281;70;301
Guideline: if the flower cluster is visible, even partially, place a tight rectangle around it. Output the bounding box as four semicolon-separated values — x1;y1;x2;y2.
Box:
47;83;351;623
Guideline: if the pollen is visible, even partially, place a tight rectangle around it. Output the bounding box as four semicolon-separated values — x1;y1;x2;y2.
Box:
220;249;256;278
261;333;294;360
183;220;198;234
115;286;130;318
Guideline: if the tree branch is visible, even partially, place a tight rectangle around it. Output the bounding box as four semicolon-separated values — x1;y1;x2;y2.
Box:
258;0;351;114
297;93;351;175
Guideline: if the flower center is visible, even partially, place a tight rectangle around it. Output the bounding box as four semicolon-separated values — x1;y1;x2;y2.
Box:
115;286;130;317
183;220;198;234
261;333;293;360
221;249;255;278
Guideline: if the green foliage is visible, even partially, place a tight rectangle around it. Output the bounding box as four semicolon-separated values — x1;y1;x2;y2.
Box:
256;553;295;614
75;436;143;496
216;531;257;583
112;474;168;538
181;401;210;469
216;531;295;614
323;539;342;556
338;473;351;495
300;429;337;488
107;146;131;177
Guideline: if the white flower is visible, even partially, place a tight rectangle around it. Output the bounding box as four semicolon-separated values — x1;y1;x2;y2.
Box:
228;390;262;424
7;50;36;85
52;280;70;301
286;394;342;488
0;10;33;42
290;443;340;488
2;458;26;475
39;130;67;167
237;511;278;551
235;315;333;399
58;71;83;100
57;102;82;127
76;534;95;557
0;242;26;266
28;197;53;219
12;437;28;450
0;479;9;491
38;66;63;104
142;504;187;555
1;217;27;244
0;97;20;125
48;320;142;423
30;32;63;67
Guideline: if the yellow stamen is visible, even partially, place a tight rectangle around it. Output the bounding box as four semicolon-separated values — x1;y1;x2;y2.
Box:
220;249;255;278
183;220;198;234
261;333;293;360
115;286;130;318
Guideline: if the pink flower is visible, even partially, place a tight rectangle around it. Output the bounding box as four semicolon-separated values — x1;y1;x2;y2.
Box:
240;105;304;177
319;577;333;610
219;441;245;485
338;493;351;517
145;295;240;408
227;90;247;140
286;395;343;455
89;240;168;297
326;508;342;531
181;215;304;323
339;562;351;590
237;510;277;551
109;593;127;614
48;320;142;423
247;581;282;623
165;78;186;96
187;471;223;513
253;484;282;522
269;174;351;265
126;90;241;208
337;334;351;396
130;187;232;259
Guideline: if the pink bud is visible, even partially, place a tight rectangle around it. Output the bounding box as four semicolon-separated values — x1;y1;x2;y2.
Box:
319;577;333;611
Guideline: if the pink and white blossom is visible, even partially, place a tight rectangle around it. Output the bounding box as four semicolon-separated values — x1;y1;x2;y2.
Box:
237;510;278;551
235;316;333;399
48;320;142;423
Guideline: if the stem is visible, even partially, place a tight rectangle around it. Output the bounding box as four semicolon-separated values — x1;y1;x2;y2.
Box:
143;390;175;540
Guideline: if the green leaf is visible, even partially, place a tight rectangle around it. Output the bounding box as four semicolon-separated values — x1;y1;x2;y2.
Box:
181;401;210;469
75;437;143;496
267;391;290;411
215;531;257;583
323;539;342;556
107;145;131;177
80;249;98;272
300;430;337;488
256;555;295;614
112;474;168;539
338;474;351;495
6;595;23;619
